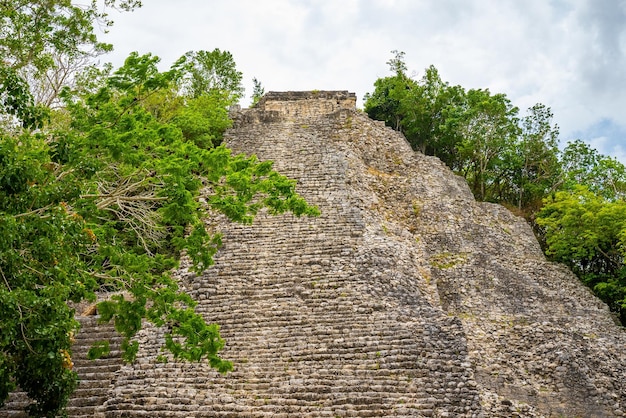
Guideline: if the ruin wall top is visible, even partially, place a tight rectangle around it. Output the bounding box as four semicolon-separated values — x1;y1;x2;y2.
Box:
255;90;357;118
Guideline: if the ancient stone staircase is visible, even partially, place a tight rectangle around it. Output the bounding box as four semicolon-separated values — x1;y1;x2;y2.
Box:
2;91;624;417
90;93;484;417
65;315;125;418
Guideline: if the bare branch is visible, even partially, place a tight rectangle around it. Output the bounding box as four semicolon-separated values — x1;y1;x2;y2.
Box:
82;167;169;252
13;203;55;219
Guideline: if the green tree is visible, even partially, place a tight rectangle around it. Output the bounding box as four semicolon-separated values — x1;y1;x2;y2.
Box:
365;54;471;171
170;91;232;148
0;1;141;126
0;65;49;129
561;139;626;200
364;50;417;132
178;49;245;104
504;104;561;212
363;74;412;131
0;0;136;71
386;49;408;76
400;65;466;164
250;77;265;107
454;89;520;201
537;186;626;324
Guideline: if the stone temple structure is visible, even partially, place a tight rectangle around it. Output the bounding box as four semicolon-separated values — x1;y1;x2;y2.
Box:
2;91;625;417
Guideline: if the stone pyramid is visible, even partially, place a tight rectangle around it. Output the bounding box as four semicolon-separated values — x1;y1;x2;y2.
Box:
3;91;625;417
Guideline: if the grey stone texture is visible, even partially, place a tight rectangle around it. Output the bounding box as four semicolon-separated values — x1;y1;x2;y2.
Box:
2;90;625;417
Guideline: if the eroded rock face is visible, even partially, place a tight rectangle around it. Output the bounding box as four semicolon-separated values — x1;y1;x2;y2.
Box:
3;91;623;417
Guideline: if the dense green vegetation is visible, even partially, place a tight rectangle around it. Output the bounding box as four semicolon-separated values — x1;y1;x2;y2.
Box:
365;51;626;326
0;2;318;416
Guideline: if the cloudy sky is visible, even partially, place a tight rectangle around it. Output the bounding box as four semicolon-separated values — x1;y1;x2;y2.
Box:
100;0;626;161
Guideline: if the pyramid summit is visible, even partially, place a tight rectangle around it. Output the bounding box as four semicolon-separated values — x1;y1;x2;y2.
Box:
3;91;625;417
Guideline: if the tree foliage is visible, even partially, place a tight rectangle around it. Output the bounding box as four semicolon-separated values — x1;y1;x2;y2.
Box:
177;49;244;104
509;104;561;210
250;77;265;108
560;139;626;201
537;186;626;323
363;73;414;132
403;66;466;162
454;88;520;201
0;1;143;125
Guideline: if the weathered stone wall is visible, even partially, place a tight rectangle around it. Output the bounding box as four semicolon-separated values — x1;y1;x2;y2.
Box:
333;108;626;417
256;90;357;119
2;90;624;418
